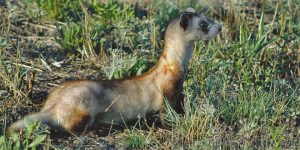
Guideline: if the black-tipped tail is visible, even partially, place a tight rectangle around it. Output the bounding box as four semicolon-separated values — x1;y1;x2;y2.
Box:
8;112;54;133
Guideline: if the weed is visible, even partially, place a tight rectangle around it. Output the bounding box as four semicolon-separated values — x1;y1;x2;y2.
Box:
0;43;27;98
164;86;215;146
268;125;286;149
101;50;149;79
54;22;84;55
25;0;82;21
91;0;135;24
52;1;150;59
0;119;49;150
124;129;147;149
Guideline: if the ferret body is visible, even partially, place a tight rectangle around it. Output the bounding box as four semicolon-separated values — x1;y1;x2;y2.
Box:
9;7;222;133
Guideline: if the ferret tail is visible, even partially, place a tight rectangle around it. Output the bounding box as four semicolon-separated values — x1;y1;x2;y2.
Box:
8;112;58;133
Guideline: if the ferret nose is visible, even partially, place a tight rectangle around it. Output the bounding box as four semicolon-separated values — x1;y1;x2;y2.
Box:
218;25;222;32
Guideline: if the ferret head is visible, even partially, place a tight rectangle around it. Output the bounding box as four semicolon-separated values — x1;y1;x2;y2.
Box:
178;7;222;42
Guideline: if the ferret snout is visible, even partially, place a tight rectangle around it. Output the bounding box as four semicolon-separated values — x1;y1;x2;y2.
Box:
217;25;222;32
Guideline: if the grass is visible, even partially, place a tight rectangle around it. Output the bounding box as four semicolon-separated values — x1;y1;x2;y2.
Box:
0;0;299;149
123;129;148;149
0;119;49;150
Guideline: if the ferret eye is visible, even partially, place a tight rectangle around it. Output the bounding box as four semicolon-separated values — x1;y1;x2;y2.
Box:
199;21;208;29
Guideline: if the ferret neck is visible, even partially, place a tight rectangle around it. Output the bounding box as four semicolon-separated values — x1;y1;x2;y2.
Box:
159;26;194;74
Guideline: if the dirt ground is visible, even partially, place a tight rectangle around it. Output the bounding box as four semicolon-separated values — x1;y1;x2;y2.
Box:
0;1;129;149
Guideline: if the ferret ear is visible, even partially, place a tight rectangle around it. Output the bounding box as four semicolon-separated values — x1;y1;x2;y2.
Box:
186;7;195;13
179;13;193;31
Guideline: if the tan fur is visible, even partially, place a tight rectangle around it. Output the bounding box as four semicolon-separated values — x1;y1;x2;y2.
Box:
9;8;222;133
